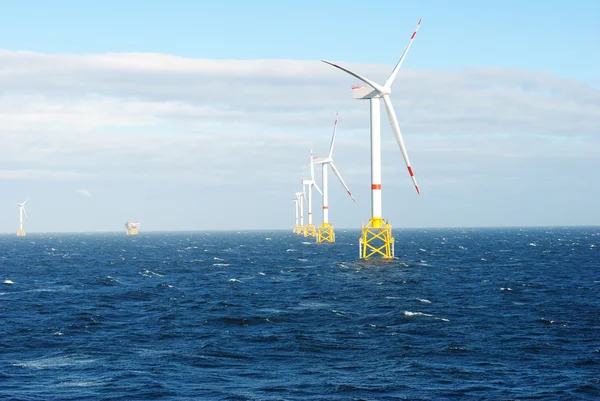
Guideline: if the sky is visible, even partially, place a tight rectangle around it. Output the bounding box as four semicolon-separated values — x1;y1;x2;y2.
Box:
0;0;598;233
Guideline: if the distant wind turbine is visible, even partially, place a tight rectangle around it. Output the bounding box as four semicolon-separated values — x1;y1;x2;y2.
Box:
294;191;305;235
313;112;355;243
292;197;300;233
16;197;29;237
301;152;323;238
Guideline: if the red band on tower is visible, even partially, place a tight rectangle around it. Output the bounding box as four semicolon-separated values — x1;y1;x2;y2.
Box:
372;184;382;190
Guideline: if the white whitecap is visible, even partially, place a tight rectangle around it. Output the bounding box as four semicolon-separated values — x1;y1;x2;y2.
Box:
229;278;241;283
13;356;95;369
404;310;448;321
404;311;433;317
60;380;102;387
3;280;14;285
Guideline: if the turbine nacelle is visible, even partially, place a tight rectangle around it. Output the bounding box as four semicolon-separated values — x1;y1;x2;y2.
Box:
353;86;377;99
352;85;382;99
16;197;29;208
313;156;332;165
302;178;322;195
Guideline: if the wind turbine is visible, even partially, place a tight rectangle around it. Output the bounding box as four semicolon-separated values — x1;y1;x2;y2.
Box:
301;151;322;238
313;112;356;243
16;197;29;237
322;18;422;259
294;191;305;235
292;197;300;233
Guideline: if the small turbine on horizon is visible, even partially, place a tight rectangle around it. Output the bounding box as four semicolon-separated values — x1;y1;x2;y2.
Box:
301;151;323;238
322;18;423;259
292;197;300;233
16;197;29;237
294;191;306;235
313;112;355;243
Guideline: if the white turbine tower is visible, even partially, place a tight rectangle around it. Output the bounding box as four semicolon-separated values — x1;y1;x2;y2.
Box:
322;18;422;259
292;197;300;233
301;150;322;238
16;197;29;237
294;191;305;235
314;112;356;243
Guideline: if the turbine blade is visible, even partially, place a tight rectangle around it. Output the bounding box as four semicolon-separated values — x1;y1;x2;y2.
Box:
328;111;339;159
321;60;385;93
313;183;323;196
330;162;356;202
23;206;28;219
384;18;422;88
382;95;420;195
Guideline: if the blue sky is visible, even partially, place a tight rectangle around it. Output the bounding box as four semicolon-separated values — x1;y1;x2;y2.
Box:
1;0;598;82
0;1;598;232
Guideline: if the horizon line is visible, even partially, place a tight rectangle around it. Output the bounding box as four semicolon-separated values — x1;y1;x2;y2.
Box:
1;224;598;236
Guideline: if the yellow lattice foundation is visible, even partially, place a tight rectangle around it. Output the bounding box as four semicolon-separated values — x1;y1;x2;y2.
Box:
126;228;139;236
304;224;316;238
359;218;395;259
17;228;26;237
293;225;302;234
317;223;335;243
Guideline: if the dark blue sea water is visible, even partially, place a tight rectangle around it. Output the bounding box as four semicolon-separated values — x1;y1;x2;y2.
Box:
1;227;599;400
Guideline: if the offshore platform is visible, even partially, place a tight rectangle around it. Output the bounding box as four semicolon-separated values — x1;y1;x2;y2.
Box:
125;221;140;236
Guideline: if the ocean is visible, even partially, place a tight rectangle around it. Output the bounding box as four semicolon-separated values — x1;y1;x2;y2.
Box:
1;227;598;400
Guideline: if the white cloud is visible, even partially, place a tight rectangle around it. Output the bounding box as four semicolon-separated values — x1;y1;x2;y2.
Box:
0;169;91;180
75;189;92;197
0;49;598;230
